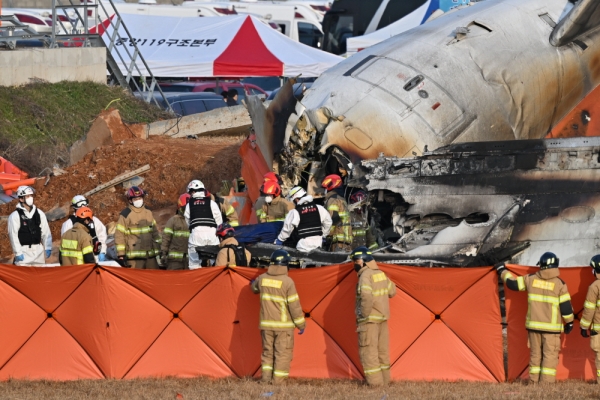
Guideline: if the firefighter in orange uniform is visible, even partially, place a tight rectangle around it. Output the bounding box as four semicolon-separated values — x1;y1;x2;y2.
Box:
251;249;305;384
352;246;396;386
580;255;600;384
496;252;574;383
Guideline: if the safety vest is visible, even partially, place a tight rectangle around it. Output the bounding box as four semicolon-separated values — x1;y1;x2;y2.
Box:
295;201;322;239
17;208;41;246
189;198;217;230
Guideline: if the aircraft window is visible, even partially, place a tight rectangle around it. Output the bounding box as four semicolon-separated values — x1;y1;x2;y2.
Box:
378;0;427;30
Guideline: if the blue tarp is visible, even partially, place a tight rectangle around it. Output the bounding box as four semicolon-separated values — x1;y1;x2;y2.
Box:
234;222;283;245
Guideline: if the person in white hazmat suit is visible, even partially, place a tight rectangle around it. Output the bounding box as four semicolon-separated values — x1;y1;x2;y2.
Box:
7;186;52;266
184;180;223;269
61;195;108;262
275;186;332;253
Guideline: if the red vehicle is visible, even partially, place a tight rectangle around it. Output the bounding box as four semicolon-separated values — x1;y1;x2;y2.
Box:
158;81;268;103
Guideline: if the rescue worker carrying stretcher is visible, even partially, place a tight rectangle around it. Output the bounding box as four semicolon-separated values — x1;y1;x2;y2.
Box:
257;180;294;223
215;223;251;267
8;185;52;266
496;252;574;383
580;255;600;384
251;249;305;384
160;194;190;270
115;186;162;269
322;174;352;252
184;180;222;269
61;195;108;262
352;246;396;386
349;191;379;251
275;186;332;252
59;207;98;266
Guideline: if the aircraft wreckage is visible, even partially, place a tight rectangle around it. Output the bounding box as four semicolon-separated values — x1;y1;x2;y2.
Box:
243;0;600;267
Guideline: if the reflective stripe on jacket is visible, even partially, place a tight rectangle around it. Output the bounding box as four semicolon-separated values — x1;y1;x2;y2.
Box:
115;205;161;259
161;213;189;260
581;277;600;330
356;260;396;324
251;264;306;331
325;191;352;244
60;222;95;266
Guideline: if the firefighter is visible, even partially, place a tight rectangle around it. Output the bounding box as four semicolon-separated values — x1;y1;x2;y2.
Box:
160;194;190;270
352;246;396;386
496;252;574;383
275;186;332;252
580;255;600;384
214;223;251;267
349;191;379;250
115;186;162;269
184;180;223;269
251;249;305;384
255;172;284;222
257;181;294;223
322;174;352;252
7;186;52;266
59;207;98;266
211;192;239;227
61;195;108;262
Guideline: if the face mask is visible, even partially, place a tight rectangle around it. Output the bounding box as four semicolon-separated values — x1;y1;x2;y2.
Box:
265;196;273;204
25;197;34;206
354;263;362;273
192;191;205;199
133;199;144;208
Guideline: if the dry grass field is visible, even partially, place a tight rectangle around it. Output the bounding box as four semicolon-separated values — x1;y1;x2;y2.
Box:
0;378;599;400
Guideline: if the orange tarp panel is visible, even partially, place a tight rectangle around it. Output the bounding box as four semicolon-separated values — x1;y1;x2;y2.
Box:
547;83;600;139
0;263;503;382
505;265;596;381
238;138;270;205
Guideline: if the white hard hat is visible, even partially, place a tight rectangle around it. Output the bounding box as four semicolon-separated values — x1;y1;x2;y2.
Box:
288;186;306;201
71;194;88;208
187;180;205;191
16;186;35;197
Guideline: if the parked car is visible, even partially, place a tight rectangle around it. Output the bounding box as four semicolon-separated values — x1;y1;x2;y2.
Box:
135;92;228;117
158;81;268;103
267;81;313;100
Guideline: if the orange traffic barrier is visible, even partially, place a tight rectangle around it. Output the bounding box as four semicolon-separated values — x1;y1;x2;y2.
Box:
505;265;597;381
0;263;503;381
0;157;28;180
0;178;37;192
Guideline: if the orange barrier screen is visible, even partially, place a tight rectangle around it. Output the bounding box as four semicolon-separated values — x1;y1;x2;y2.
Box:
505;265;597;381
0;263;503;381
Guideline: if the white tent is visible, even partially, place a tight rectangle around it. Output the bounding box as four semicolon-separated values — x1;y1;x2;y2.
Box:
100;14;342;77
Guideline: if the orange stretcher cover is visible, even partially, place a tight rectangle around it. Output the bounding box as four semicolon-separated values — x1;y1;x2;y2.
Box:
505;265;597;381
0;263;503;381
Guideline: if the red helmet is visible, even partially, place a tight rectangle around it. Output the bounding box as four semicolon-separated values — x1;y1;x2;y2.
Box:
350;190;368;204
216;223;235;238
261;181;281;197
126;186;145;199
264;172;283;185
178;193;190;208
75;206;93;220
321;174;343;191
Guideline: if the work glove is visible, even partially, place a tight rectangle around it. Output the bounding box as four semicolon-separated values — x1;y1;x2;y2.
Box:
298;328;305;335
14;254;24;263
45;250;52;259
274;239;283;246
494;262;507;275
564;322;574;334
98;253;107;262
581;328;590;338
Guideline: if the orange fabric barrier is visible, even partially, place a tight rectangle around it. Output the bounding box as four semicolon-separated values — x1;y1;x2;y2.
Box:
238;138;269;205
0;263;503;381
505;265;597;381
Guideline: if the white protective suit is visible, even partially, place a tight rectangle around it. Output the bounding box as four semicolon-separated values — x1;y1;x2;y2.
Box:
61;215;108;261
8;203;52;266
277;195;332;253
184;196;223;269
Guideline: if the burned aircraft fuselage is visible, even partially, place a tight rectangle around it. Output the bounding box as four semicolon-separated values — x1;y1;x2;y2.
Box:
357;136;600;266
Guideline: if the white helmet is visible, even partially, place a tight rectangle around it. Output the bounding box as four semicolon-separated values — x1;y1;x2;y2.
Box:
16;186;35;197
187;180;205;192
71;195;88;209
288;186;306;201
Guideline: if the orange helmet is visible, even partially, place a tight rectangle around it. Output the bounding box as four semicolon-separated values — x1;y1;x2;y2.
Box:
261;181;281;197
75;206;93;220
322;174;343;191
263;172;283;185
178;193;190;208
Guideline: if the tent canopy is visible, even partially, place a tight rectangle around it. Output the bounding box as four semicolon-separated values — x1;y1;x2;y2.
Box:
102;14;342;77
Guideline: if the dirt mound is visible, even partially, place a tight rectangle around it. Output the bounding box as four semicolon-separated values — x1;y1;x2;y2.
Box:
0;135;244;261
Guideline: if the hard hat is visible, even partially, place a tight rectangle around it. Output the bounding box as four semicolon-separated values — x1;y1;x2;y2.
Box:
16;186;35;197
321;174;343;191
261;181;281;197
71;195;88;209
350;246;374;262
591;255;600;274
263;172;282;185
75;206;93;220
187;180;205;192
178;193;191;208
270;249;291;266
350;190;368;205
288;186;306;201
537;252;559;269
126;186;145;199
216;223;235;238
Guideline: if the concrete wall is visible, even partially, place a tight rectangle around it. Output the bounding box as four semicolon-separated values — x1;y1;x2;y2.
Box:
0;47;106;87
